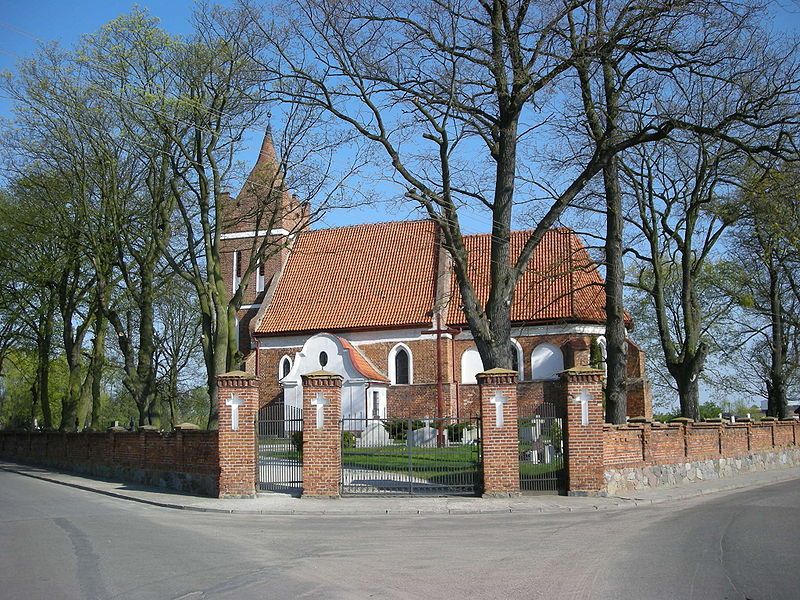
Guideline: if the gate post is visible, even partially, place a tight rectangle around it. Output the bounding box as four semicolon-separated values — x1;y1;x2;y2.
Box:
560;367;605;495
301;370;342;498
217;371;260;498
477;368;521;497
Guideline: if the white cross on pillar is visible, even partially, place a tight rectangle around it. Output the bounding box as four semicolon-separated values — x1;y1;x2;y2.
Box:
490;390;509;428
573;390;591;426
225;394;245;431
312;392;329;429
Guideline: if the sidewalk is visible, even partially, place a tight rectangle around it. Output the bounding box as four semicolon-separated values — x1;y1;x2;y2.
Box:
2;460;799;516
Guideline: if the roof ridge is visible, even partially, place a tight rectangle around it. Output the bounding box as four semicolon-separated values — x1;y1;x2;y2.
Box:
301;218;434;235
462;225;574;240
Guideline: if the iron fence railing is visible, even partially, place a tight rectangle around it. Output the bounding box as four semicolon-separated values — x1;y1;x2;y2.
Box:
518;401;566;493
340;415;481;496
257;403;303;495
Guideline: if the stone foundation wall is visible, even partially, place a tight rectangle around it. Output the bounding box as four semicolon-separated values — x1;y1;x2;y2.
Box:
605;448;800;495
603;419;800;495
0;430;219;496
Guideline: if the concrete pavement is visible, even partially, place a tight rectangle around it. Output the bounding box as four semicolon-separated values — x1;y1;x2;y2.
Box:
1;467;799;599
2;459;799;515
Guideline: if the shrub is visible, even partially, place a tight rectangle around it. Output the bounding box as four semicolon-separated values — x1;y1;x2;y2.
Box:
291;430;357;452
382;418;425;440
291;431;303;455
446;421;473;443
342;431;357;448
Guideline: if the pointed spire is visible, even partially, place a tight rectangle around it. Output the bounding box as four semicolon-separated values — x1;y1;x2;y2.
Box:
255;118;277;168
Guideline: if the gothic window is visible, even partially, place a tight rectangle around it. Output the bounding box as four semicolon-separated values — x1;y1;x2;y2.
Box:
530;343;564;380
279;356;292;380
256;260;265;292
395;348;410;384
388;344;413;385
511;338;524;380
461;347;484;384
233;250;242;289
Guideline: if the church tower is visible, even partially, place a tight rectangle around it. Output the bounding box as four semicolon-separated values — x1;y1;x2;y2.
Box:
219;125;307;357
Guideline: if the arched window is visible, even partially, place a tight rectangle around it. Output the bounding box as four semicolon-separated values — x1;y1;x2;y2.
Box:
530;343;564;381
511;338;524;380
388;344;413;385
278;355;292;380
461;347;485;384
596;336;608;377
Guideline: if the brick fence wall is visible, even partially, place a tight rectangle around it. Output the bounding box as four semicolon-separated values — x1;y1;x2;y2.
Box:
0;429;219;496
603;419;800;494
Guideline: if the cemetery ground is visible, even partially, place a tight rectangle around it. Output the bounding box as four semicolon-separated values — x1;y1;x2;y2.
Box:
1;466;798;599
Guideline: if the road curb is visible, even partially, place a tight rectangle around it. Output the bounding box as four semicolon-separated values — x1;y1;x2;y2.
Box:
3;462;799;517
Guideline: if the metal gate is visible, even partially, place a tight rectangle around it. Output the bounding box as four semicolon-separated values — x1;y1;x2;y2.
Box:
257;403;303;494
340;415;481;496
518;402;566;493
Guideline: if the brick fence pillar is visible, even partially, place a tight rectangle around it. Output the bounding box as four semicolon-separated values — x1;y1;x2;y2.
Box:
217;371;259;498
301;371;342;498
560;367;605;496
477;368;520;497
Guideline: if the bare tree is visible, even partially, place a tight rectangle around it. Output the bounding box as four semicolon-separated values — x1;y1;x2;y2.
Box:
719;166;800;419
623;132;748;419
563;0;800;421
252;0;799;395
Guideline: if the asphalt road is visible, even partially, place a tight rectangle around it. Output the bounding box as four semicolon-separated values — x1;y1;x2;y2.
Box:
1;469;798;600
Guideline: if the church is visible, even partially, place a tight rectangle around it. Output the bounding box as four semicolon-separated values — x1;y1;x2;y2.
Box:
221;129;652;421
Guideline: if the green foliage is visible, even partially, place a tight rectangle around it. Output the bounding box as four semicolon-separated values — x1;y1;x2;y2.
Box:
291;431;303;455
699;401;723;420
445;421;474;443
590;337;604;370
0;350;67;430
342;431;356;448
382;418;425;440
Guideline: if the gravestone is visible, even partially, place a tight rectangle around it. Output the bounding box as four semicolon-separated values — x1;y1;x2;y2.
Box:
356;421;391;448
409;426;447;447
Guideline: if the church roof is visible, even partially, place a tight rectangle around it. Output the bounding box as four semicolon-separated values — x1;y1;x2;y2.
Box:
338;337;390;383
445;228;609;327
254;220;612;336
256;220;438;335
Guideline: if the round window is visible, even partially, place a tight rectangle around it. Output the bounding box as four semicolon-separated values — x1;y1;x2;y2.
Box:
319;351;328;368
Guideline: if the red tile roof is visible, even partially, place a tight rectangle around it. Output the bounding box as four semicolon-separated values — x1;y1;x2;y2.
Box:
255;221;615;336
445;228;611;327
338;337;390;382
256;220;438;335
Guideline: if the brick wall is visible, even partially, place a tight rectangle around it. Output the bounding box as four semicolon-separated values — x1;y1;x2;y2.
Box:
602;419;800;494
561;367;606;495
0;429;219;496
477;369;521;496
217;371;259;498
301;372;343;498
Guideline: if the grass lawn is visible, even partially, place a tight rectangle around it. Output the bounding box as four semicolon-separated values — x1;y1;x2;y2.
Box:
519;457;564;477
343;444;480;481
260;436;563;483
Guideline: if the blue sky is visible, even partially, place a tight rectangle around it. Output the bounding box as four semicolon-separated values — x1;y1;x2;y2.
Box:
0;0;425;229
1;0;799;233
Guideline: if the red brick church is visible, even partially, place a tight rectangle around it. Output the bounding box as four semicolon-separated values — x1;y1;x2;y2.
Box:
221;129;652;421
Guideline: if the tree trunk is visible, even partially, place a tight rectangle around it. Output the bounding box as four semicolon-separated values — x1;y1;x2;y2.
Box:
36;298;54;429
60;347;83;431
604;157;627;423
89;315;107;430
768;264;788;419
136;269;159;425
675;367;701;421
